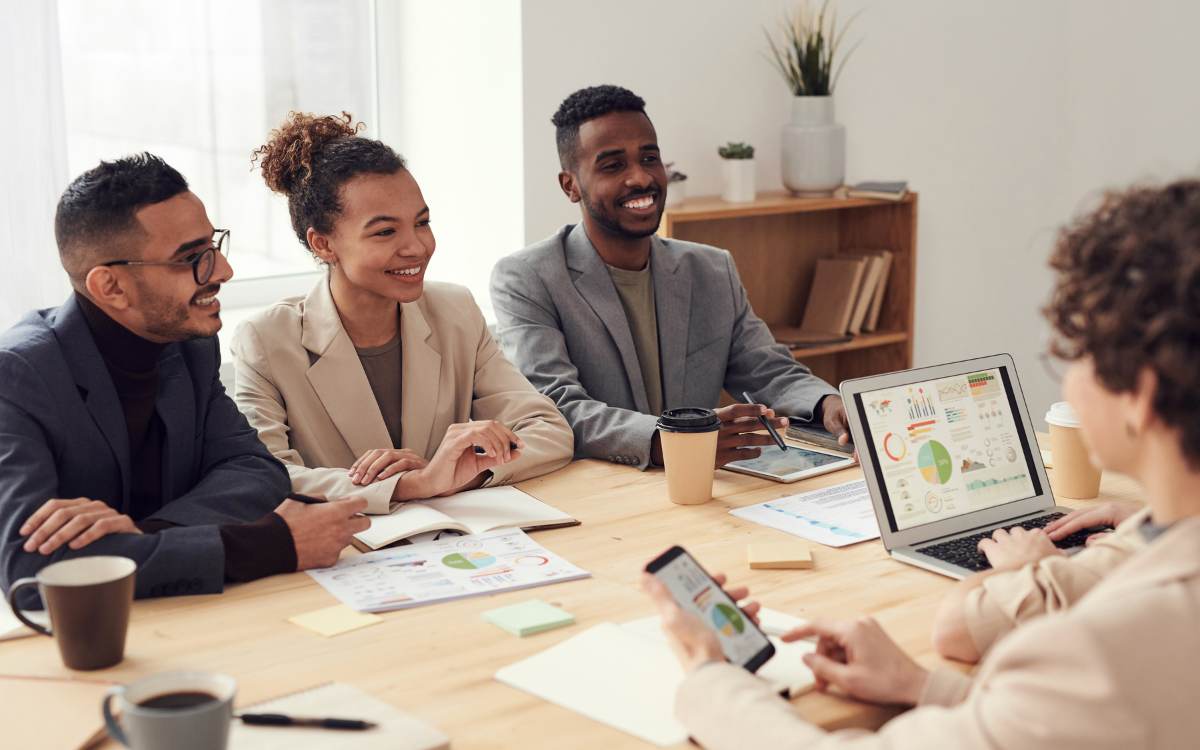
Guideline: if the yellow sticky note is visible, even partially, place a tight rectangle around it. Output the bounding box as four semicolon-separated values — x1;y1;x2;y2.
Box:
288;604;383;637
748;542;814;570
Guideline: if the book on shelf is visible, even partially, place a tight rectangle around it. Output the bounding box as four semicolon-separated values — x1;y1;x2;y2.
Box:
352;485;579;551
863;249;893;331
796;257;867;340
845;253;885;335
843;181;908;201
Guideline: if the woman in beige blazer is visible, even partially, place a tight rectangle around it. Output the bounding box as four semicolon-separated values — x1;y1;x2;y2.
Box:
643;179;1200;749
232;113;572;513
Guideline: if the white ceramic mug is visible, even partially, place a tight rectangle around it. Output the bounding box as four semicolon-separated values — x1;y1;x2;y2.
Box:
103;671;236;750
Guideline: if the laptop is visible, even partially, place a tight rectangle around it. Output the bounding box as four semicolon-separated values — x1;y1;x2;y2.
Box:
840;353;1097;579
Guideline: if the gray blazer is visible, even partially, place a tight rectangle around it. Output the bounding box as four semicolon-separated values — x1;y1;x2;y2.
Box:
0;296;290;607
490;224;837;468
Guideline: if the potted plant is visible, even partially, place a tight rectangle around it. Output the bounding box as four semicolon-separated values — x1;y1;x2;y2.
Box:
664;162;688;208
717;142;756;203
765;0;860;195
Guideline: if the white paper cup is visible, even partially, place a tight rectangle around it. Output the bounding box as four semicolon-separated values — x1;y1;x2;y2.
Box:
1045;402;1101;499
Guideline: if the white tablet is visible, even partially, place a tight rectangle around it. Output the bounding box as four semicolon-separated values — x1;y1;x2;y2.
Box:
723;444;856;483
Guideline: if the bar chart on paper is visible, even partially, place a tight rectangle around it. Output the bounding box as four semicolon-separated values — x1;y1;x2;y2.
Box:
730;480;880;548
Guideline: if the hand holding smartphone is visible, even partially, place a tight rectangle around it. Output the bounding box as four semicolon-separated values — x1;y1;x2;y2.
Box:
644;545;775;672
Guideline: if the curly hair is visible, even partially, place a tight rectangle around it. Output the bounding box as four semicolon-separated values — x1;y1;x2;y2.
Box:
551;84;647;170
1043;179;1200;465
252;112;405;256
54;153;188;283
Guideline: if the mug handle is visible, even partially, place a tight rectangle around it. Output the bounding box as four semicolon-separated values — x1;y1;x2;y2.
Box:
5;577;51;636
102;687;131;747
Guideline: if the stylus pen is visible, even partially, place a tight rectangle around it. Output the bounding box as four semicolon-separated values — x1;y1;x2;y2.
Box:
238;713;377;730
741;391;787;451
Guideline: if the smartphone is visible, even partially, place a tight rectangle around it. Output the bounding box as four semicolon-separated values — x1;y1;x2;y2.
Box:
644;545;775;673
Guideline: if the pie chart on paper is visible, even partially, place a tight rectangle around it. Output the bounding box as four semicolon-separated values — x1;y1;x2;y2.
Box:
441;551;497;570
711;603;746;637
918;440;953;485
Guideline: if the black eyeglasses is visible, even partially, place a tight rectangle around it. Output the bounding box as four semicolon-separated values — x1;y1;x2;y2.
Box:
1038;349;1070;383
99;229;231;286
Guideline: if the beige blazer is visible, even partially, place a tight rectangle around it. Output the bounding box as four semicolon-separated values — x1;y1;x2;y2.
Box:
230;277;573;513
676;515;1200;749
962;506;1149;655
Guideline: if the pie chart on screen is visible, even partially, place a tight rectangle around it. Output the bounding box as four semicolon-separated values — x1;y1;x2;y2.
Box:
711;603;745;637
918;440;953;485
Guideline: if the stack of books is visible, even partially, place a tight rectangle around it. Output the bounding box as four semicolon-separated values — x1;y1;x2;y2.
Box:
774;250;894;348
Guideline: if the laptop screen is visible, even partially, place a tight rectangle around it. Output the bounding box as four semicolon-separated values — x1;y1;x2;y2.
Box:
852;365;1043;532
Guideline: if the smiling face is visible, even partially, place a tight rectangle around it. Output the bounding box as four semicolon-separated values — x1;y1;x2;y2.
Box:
561;110;668;240
123;191;232;341
314;169;435;304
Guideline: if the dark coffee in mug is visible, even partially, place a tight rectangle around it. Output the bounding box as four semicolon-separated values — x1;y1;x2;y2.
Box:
137;692;219;711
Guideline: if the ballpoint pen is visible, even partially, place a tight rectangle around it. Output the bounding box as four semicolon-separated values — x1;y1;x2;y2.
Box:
741;391;787;451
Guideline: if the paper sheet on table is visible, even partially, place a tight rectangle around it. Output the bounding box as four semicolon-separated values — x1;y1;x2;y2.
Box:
0;595;47;641
731;479;881;547
494;609;816;747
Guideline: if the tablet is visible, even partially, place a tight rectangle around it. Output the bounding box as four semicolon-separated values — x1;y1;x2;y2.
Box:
723;444;855;483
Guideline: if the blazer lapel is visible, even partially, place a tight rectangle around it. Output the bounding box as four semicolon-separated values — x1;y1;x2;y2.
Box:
156;348;193;501
301;277;394;459
565;224;650;413
51;296;132;509
399;298;441;458
651;237;691;410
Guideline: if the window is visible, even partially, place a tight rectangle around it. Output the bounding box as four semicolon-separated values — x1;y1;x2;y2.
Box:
56;0;376;297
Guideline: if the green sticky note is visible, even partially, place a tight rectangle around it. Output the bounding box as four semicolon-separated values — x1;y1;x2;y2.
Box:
483;599;575;637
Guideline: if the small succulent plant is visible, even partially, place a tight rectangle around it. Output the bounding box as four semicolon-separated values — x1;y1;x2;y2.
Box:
718;142;755;160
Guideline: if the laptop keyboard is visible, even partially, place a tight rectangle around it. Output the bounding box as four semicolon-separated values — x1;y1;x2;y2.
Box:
916;513;1110;573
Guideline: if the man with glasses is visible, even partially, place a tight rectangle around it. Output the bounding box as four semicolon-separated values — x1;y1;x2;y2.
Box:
0;153;369;606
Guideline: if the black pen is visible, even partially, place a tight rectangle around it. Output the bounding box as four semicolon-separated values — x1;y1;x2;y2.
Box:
741;391;787;451
474;442;520;455
238;712;377;730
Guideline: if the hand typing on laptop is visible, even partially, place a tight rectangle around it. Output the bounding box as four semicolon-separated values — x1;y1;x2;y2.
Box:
977;526;1064;571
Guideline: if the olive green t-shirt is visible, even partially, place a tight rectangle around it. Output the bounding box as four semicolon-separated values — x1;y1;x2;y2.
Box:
607;260;664;417
356;334;403;449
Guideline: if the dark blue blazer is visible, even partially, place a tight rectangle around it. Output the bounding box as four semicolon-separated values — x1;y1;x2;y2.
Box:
0;296;290;605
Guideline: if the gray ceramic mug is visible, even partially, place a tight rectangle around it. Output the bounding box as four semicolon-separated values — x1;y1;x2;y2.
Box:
103;671;237;750
6;555;136;670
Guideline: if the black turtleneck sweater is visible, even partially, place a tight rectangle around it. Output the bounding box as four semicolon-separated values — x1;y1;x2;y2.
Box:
77;294;296;581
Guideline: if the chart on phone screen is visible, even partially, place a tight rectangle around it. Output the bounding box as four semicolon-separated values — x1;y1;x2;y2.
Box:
862;367;1036;530
656;555;763;665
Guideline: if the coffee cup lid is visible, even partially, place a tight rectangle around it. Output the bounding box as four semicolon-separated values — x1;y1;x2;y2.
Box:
1045;401;1081;428
657;407;720;433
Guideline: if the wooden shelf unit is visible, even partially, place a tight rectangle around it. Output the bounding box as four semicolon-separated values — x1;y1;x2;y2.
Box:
660;190;918;386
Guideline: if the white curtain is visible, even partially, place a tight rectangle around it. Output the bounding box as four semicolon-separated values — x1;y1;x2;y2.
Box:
0;0;70;330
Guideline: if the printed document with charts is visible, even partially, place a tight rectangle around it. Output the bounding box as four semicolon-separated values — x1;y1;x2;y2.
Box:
308;528;590;612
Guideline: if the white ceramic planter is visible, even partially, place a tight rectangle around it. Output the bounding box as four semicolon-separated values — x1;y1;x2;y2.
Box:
720;158;756;203
781;96;845;196
665;179;686;207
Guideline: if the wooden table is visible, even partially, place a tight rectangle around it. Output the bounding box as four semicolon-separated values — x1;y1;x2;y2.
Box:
0;454;1141;749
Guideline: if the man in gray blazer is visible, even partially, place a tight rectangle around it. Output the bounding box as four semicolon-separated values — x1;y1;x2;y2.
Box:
492;85;851;469
1;154;368;607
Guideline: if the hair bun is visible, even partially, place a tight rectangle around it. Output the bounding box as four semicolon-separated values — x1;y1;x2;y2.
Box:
253;111;363;195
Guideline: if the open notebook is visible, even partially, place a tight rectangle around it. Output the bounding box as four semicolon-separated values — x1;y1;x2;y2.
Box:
231;682;449;750
495;608;815;746
354;485;579;551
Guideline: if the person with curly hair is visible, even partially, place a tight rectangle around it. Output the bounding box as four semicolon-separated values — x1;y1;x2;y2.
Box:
643;180;1200;748
231;113;573;513
490;84;849;471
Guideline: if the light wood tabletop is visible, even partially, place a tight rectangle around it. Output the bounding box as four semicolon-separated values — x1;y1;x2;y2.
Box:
0;449;1142;749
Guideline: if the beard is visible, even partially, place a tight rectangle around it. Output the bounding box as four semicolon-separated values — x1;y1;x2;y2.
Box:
580;186;663;240
133;278;216;341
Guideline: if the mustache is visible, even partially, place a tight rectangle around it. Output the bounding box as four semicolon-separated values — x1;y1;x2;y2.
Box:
191;284;220;302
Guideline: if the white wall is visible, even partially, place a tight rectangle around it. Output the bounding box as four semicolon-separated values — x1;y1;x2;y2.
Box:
520;0;1200;425
375;0;525;319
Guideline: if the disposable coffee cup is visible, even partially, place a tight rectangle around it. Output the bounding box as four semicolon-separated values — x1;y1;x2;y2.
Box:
103;671;236;750
657;408;721;505
1045;401;1102;499
6;555;136;670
